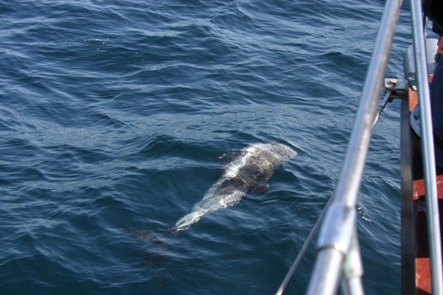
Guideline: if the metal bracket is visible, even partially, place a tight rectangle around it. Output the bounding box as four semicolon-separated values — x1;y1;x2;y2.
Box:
373;78;409;127
384;78;408;101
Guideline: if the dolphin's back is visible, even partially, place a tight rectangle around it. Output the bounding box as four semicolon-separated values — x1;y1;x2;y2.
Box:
224;143;296;179
173;143;297;232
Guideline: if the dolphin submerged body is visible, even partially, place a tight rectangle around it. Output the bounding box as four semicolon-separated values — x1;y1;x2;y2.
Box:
174;143;297;232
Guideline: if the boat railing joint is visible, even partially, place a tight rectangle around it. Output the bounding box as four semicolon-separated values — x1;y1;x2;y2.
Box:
316;203;356;255
384;78;408;100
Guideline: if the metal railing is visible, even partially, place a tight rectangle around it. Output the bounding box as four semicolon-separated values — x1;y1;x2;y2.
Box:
276;0;443;294
306;0;403;294
410;0;443;293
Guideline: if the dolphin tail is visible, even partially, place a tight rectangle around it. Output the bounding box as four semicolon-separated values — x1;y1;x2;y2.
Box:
123;227;181;266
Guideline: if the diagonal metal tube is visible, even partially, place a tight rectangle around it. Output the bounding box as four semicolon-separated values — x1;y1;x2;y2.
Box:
306;0;403;294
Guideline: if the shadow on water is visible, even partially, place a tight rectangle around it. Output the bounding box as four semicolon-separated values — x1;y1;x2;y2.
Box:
124;227;173;265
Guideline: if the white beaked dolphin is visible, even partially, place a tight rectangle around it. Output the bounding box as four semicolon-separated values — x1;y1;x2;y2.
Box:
174;142;297;232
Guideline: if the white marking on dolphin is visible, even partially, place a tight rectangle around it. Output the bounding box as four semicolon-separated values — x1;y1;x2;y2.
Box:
174;143;297;232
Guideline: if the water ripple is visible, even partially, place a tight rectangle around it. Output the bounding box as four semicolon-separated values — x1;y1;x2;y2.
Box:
0;0;403;293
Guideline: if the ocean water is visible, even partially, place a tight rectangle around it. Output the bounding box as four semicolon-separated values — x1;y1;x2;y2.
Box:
0;1;412;294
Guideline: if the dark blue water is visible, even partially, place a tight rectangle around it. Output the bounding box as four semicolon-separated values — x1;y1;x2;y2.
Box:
0;1;411;294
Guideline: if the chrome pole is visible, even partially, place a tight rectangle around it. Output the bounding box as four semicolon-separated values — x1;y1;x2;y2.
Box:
306;0;403;294
341;228;364;295
410;0;443;293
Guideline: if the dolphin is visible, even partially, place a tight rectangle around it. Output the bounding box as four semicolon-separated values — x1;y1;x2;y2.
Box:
173;142;297;232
